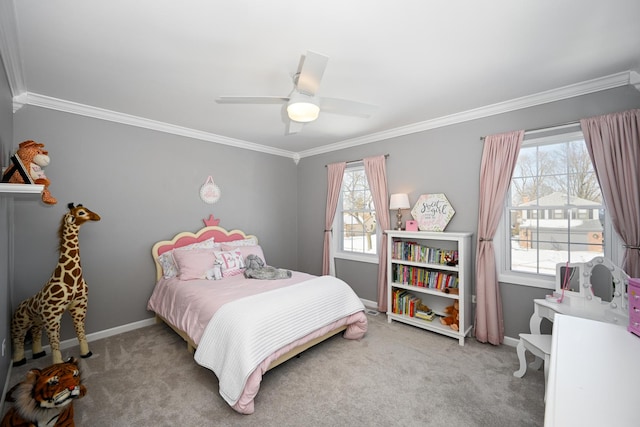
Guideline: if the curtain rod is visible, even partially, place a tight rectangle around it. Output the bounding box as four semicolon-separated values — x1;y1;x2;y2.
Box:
325;154;389;167
479;120;580;141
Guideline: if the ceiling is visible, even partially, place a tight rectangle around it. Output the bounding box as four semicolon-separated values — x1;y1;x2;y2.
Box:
2;1;640;159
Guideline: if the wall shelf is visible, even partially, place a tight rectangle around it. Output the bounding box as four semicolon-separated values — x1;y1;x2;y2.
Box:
0;183;44;195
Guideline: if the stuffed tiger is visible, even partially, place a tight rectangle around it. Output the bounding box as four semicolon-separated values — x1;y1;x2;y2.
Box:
1;358;86;427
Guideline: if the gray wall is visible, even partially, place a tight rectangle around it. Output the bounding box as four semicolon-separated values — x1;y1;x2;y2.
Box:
6;84;640;352
0;50;13;396
11;106;299;343
297;85;640;339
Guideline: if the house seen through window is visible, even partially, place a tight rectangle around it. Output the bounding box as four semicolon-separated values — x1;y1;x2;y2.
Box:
499;129;608;286
335;165;378;258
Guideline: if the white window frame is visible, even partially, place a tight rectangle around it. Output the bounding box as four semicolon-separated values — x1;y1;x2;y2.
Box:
496;130;624;289
332;164;380;265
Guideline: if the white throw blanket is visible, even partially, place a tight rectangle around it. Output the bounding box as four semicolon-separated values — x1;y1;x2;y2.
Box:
194;275;365;406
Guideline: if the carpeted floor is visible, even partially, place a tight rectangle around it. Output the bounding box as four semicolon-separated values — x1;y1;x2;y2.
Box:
2;312;545;426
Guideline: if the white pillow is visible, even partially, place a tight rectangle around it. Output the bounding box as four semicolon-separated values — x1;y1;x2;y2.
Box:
214;249;246;277
221;244;266;266
223;237;258;247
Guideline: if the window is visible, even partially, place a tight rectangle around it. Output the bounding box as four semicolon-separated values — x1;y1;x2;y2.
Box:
333;165;378;262
497;129;619;289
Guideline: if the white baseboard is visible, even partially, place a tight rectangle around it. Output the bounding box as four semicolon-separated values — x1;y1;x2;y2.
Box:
360;298;377;310
503;335;519;347
23;317;156;359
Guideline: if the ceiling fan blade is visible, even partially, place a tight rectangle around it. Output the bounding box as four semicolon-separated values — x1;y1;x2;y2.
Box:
295;51;329;96
216;96;289;104
286;120;305;135
320;97;378;118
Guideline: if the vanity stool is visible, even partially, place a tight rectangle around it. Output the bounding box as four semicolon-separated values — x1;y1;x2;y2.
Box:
513;333;552;398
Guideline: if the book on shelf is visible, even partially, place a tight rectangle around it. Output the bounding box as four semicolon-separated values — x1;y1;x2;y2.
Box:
414;310;435;321
392;264;459;290
391;240;458;266
391;289;422;318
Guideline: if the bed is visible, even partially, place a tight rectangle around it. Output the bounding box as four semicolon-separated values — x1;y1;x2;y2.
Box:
146;217;368;414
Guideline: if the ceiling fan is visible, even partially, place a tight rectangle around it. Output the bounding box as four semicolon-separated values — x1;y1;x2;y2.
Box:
216;51;377;134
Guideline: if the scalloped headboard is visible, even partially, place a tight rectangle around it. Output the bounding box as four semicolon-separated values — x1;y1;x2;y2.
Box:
151;220;258;281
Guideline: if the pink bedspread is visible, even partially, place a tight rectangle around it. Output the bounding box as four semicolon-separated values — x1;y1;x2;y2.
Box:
147;272;368;414
233;310;367;414
147;271;316;345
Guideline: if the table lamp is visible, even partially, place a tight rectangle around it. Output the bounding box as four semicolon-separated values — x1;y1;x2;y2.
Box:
389;193;410;230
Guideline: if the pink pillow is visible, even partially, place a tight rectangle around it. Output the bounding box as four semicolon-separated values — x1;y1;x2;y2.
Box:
172;249;217;281
157;238;218;278
221;244;266;265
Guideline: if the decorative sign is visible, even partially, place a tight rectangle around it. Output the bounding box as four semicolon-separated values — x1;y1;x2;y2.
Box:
410;193;455;231
199;176;221;204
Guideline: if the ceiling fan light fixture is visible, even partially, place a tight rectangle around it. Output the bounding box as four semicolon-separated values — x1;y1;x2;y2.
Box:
287;95;320;123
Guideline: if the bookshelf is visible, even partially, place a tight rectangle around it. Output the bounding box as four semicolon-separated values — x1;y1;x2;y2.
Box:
386;230;473;345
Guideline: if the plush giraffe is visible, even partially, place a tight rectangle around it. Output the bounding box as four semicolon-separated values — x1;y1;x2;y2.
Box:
11;203;101;366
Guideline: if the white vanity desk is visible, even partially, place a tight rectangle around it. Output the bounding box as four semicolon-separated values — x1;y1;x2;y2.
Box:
517;257;630;376
530;294;629;335
530;256;630;335
544;314;640;426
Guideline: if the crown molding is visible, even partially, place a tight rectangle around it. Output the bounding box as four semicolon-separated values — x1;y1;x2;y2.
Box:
19;93;299;160
297;71;636;158
12;91;27;112
10;71;637;162
630;70;640;92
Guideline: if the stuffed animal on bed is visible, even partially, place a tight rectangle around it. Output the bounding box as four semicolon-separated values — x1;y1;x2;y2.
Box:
1;357;86;427
243;254;292;280
205;261;223;280
1;140;57;205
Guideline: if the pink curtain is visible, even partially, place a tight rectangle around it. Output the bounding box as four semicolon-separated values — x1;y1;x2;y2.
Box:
323;162;346;276
581;109;640;276
363;156;390;312
475;130;524;345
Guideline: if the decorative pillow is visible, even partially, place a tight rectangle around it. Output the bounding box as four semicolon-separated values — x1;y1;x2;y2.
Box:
157;238;217;278
158;252;179;279
223;237;258;247
214;249;246;277
172;249;218;281
221;244;266;266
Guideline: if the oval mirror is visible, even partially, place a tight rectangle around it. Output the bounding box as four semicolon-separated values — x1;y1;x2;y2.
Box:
591;263;613;302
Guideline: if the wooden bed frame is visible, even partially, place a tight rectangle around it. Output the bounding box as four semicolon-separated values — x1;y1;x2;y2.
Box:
150;217;347;371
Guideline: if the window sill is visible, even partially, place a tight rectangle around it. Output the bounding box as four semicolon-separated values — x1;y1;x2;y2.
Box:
334;252;379;265
498;271;555;290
